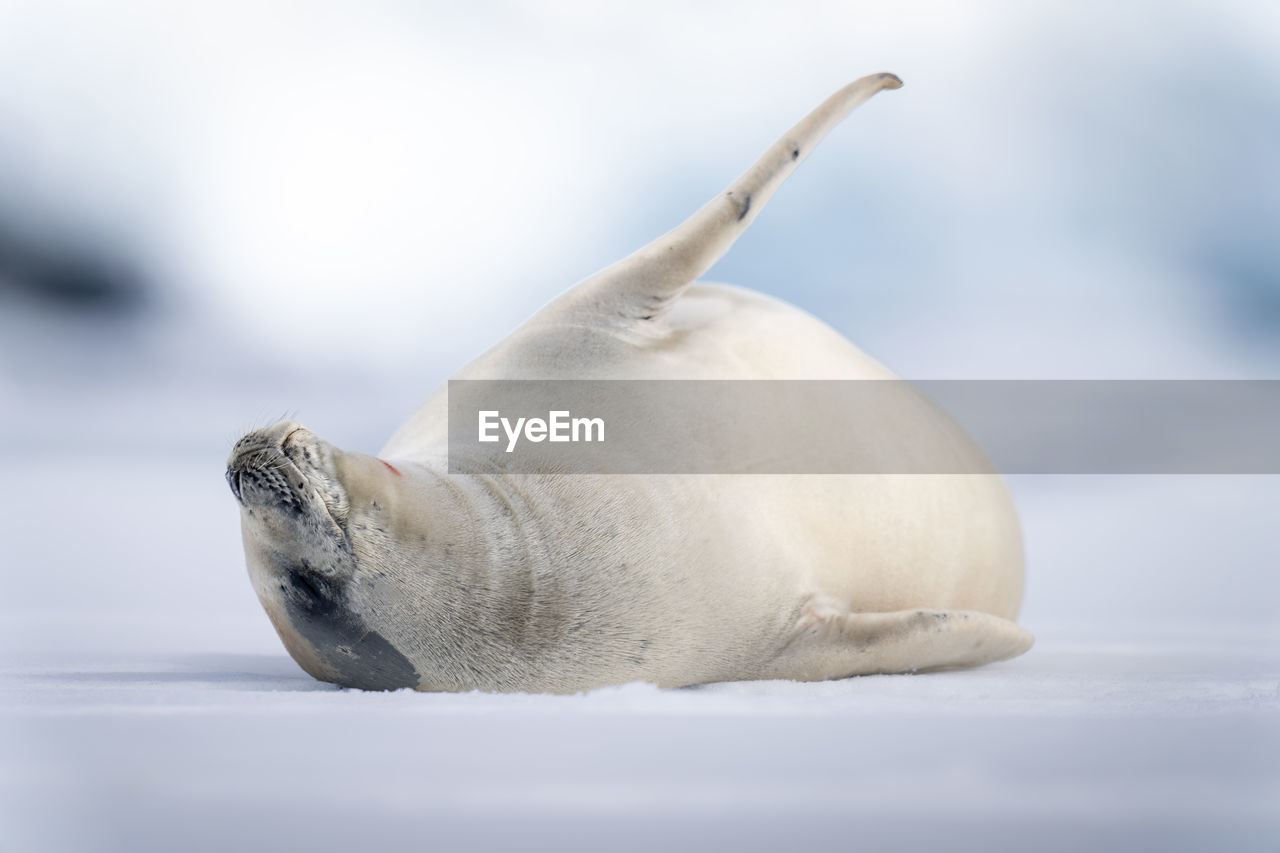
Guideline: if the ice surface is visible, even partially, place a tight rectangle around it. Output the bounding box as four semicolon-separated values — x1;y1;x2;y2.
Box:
1;448;1277;852
4;642;1277;853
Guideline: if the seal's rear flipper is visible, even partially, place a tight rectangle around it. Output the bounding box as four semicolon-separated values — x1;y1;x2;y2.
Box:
552;73;903;323
763;608;1034;681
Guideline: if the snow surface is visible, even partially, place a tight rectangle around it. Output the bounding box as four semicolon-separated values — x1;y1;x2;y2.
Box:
4;638;1277;852
2;447;1277;852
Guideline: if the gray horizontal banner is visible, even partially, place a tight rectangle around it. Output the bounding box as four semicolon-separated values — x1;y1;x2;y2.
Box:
446;380;1280;474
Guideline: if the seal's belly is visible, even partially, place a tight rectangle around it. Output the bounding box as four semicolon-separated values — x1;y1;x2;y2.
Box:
638;474;1023;623
753;476;1020;617
638;286;1026;619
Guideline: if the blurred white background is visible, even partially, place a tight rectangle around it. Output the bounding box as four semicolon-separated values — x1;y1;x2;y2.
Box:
0;2;1276;851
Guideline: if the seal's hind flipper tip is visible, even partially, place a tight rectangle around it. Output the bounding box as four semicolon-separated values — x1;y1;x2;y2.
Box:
878;72;904;89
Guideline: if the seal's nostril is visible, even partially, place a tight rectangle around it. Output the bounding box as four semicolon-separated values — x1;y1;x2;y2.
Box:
226;468;243;501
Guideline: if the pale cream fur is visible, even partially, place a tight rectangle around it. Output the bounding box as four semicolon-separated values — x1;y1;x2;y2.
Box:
230;73;1032;693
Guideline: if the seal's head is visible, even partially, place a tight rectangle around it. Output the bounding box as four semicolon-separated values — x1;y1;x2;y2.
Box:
226;421;354;579
226;421;420;690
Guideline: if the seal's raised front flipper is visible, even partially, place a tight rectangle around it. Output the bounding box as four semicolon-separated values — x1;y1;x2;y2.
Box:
762;607;1033;681
555;72;903;323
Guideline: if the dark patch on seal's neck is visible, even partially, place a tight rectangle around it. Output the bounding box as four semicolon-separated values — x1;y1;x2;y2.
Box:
279;568;419;691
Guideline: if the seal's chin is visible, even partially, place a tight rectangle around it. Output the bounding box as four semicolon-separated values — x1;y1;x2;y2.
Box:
226;421;353;571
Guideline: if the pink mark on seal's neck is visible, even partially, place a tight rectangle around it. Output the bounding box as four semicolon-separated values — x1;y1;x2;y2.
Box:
379;459;402;477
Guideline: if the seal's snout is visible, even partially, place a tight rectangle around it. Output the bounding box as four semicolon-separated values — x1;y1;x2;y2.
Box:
226;419;352;540
225;420;313;509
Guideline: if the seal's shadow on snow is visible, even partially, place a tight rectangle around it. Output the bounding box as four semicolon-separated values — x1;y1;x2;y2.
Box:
33;654;338;692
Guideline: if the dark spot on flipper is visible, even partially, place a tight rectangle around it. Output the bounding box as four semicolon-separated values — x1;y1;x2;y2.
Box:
724;189;752;222
792;148;800;160
282;567;419;691
639;315;653;321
